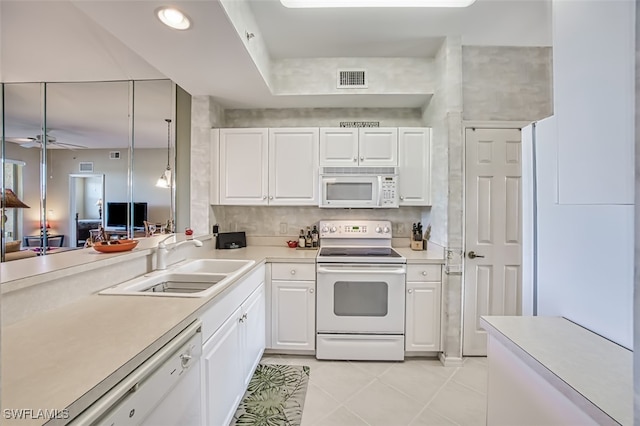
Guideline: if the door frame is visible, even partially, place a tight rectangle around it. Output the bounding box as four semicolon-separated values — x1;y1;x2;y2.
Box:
461;120;528;356
69;174;105;247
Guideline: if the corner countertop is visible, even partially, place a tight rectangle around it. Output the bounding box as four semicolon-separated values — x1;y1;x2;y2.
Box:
0;245;318;425
480;316;632;426
1;242;444;425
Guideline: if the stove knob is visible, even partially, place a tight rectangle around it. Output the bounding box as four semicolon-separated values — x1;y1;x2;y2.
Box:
383;226;390;233
330;226;337;233
321;226;329;233
375;226;382;233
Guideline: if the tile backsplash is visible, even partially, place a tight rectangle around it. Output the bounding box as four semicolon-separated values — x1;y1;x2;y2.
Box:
212;205;429;238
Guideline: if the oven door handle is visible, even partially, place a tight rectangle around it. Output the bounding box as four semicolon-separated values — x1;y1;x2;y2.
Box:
317;266;406;275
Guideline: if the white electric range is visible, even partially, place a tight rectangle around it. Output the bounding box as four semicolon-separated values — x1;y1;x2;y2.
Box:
315;220;407;361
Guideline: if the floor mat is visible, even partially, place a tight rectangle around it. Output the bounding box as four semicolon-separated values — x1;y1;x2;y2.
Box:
231;363;310;426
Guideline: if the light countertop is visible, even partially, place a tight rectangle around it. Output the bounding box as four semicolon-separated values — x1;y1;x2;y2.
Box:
480;316;632;426
2;242;444;425
0;245;318;425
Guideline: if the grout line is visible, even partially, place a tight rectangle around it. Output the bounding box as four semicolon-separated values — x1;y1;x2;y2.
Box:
449;377;487;397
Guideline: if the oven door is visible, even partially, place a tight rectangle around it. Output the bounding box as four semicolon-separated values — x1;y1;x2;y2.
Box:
319;175;381;208
316;263;406;334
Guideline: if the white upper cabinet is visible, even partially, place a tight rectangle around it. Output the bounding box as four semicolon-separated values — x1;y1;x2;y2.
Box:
320;127;398;167
269;128;319;205
219;128;269;205
319;128;359;167
398;127;431;206
553;0;634;205
217;128;319;206
358;128;398;167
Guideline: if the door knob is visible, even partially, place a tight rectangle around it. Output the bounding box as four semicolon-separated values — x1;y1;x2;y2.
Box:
467;251;485;259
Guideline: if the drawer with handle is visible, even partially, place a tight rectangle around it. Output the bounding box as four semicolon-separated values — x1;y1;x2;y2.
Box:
406;264;442;282
272;263;316;281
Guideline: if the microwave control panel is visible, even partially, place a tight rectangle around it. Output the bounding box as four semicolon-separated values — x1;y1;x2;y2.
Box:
381;176;398;206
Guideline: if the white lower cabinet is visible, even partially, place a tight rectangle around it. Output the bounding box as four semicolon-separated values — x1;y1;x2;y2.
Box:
202;306;244;426
242;284;266;387
270;263;316;352
201;266;266;426
405;264;442;352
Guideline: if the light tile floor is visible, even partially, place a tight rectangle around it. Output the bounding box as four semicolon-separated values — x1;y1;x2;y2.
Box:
260;354;488;426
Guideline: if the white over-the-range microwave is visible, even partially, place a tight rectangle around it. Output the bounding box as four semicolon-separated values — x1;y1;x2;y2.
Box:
319;167;399;208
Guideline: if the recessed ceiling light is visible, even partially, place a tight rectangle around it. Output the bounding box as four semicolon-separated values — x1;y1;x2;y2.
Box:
156;7;191;30
281;0;475;7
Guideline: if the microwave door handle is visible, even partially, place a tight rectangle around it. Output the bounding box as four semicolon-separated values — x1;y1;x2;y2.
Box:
377;175;383;206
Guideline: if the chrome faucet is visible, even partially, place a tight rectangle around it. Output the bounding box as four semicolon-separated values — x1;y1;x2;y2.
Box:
156;234;203;270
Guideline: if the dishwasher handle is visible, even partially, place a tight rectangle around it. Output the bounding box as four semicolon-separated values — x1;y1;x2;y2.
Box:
68;320;202;425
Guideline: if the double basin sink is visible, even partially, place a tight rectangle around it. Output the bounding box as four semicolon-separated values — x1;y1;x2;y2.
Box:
99;259;256;298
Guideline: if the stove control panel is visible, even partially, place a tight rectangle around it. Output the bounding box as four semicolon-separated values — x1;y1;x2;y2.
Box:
319;220;393;239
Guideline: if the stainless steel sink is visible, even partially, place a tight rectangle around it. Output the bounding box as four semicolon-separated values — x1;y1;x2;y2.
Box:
141;273;226;294
99;259;255;298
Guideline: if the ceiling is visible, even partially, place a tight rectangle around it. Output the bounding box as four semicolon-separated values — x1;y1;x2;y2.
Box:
0;0;551;146
1;0;551;107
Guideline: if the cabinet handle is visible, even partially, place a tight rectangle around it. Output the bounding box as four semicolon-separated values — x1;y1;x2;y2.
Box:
353;158;357;162
243;313;248;320
262;195;267;200
290;270;296;275
269;196;273;200
408;289;413;294
422;271;427;276
309;288;314;293
360;157;364;161
400;196;404;200
238;316;244;323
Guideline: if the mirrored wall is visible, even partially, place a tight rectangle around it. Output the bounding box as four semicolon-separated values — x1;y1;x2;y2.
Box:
0;79;177;262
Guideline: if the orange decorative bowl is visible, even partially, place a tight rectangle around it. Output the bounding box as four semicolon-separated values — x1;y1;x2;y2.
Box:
92;239;139;253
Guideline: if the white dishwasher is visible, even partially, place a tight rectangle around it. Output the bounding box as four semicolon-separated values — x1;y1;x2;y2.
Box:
70;320;202;426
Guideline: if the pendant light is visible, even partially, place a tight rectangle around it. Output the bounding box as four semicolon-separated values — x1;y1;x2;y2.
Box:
156;118;172;188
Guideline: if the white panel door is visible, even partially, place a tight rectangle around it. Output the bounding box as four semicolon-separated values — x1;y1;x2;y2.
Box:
463;128;522;356
271;280;316;351
358;128;398;166
202;306;243;426
319;128;358;167
219;128;268;205
398;127;431;205
241;283;266;388
269;128;319;205
405;281;441;352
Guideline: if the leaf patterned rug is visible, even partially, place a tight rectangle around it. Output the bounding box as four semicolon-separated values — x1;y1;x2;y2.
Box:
231;364;310;426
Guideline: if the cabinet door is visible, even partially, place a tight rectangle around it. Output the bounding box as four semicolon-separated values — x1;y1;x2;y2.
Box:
358;128;398;167
269;128;319;205
271;280;316;351
219;128;269;205
202;306;243;426
405;281;441;352
398;128;431;205
319;128;359;167
241;283;266;388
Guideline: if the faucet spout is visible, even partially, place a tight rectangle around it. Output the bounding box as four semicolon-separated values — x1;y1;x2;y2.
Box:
156;236;203;270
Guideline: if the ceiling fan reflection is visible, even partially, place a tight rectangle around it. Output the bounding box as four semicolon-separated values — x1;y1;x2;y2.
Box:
5;134;87;150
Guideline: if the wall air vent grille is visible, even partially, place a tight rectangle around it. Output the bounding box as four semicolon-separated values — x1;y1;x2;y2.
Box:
337;70;367;88
109;151;121;160
79;162;94;173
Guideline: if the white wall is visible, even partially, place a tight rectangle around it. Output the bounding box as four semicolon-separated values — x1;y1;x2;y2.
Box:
534;117;633;349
